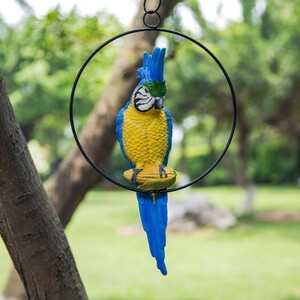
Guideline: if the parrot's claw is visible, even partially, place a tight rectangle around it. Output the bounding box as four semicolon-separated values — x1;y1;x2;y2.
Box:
159;165;168;178
131;168;143;184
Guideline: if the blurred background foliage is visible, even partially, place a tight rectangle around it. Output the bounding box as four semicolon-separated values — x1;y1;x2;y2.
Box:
0;0;299;186
0;7;122;175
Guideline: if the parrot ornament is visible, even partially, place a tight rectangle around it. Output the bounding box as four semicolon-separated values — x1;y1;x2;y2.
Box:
116;47;176;275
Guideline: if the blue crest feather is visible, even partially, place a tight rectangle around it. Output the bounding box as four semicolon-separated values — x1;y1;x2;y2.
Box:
137;48;166;83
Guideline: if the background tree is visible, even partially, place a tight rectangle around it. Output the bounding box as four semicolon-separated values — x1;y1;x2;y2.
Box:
164;0;300;213
0;8;122;174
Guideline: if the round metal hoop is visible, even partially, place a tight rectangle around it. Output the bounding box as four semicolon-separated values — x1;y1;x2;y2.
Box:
70;27;237;194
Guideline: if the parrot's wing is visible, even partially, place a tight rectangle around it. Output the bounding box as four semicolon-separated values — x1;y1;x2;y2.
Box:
116;107;134;168
163;107;173;166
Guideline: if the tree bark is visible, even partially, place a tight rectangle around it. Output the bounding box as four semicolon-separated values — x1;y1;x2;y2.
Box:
2;0;182;298
0;76;88;300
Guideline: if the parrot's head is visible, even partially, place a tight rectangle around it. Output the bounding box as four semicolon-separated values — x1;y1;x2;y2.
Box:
133;48;166;112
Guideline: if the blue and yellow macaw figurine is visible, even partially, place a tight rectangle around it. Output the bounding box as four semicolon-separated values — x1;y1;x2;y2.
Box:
116;48;176;275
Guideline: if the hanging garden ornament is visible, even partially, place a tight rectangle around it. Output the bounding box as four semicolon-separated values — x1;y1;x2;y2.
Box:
116;47;174;275
70;0;237;276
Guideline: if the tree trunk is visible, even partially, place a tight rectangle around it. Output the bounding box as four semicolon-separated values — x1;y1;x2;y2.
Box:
236;184;257;215
2;0;182;298
0;76;88;300
234;101;256;214
214;97;257;215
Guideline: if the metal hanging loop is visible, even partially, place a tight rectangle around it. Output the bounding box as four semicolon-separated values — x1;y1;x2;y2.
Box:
143;0;162;29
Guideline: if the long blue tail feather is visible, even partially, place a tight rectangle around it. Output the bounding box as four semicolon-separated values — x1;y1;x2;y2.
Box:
137;192;168;275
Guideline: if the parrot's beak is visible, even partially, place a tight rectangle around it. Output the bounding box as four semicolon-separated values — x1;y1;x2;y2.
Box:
154;97;164;109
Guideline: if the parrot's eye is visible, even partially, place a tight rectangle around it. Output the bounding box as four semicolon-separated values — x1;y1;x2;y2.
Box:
134;85;156;112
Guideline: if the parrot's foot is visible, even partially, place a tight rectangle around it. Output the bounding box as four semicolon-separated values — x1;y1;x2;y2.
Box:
159;165;168;178
131;168;143;184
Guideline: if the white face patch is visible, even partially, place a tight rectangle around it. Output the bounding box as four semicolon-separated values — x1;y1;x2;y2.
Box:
134;85;156;112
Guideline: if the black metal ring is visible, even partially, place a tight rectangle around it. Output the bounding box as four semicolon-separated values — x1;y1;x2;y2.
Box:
143;0;161;13
70;27;237;194
143;11;161;29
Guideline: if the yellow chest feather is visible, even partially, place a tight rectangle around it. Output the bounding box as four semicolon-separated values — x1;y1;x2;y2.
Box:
122;104;169;168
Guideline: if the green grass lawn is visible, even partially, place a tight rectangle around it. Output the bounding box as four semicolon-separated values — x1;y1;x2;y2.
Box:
0;185;300;299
